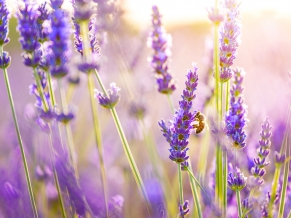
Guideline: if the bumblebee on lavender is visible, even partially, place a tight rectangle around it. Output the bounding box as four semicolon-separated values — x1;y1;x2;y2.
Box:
192;111;206;134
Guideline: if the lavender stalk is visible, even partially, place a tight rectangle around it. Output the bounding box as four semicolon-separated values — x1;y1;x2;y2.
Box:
0;1;38;216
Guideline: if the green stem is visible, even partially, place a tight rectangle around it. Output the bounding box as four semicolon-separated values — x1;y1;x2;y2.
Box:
178;163;184;204
48;126;67;218
139;119;177;217
87;72;109;217
278;104;291;218
187;164;202;218
33;67;49;112
268;167;281;215
110;107;152;214
236;190;242;218
1;47;38;218
80;20;109;217
226;80;230;111
167;93;175;114
57;79;78;176
223;151;228;217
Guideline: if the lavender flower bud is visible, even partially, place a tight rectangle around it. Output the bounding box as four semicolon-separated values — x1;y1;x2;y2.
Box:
36;2;49;43
57;107;75;124
72;0;94;22
179;200;190;218
48;9;71;78
228;167;247;191
0;51;10;69
219;0;241;83
17;1;40;53
225;68;247;149
35;165;52;181
50;0;64;9
148;5;176;94
3;182;19;200
94;83;121;109
0;0;10;46
275;151;286;167
77;53;100;73
129;100;147;119
207;7;224;24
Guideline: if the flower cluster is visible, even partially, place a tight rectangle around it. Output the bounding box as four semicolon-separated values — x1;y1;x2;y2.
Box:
94;83;121;109
36;2;49;43
159;64;199;168
0;0;10;46
225;68;247;149
48;3;71;78
228;167;247;191
219;0;241;82
179;200;190;218
250;118;272;187
17;1;41;67
148;5;176;94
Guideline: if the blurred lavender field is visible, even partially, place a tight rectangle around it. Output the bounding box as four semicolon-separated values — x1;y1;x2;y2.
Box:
0;0;291;217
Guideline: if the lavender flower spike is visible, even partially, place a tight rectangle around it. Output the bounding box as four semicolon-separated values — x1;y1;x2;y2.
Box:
228;167;247;191
94;83;121;109
0;0;10;46
219;0;241;82
48;6;71;78
148;5;176;94
159;64;199;168
250;118;272;187
225;68;247;149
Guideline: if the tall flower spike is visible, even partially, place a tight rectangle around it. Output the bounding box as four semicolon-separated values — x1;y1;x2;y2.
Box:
0;0;10;46
36;2;49;43
17;1;41;66
148;5;176;94
250;118;272;187
48;8;71;78
219;0;241;82
225;68;247;149
159;64;199;168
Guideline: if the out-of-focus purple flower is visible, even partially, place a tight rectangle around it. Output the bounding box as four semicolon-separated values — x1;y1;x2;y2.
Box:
225;68;247;149
3;182;20;200
179;200;190;218
0;51;10;69
77;52;100;73
242;198;253;215
275;151;286;166
148;5;176;94
17;1;42;66
129;100;147;119
72;0;94;23
249;118;272;186
159;64;199;168
0;0;10;46
48;8;71;78
36;2;49;43
228;167;247;191
50;0;64;9
207;7;224;24
94;83;121;109
57;111;75;124
35;165;53;181
219;0;241;82
68;73;81;85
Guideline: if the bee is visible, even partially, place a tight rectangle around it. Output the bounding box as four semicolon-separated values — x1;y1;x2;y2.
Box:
192;111;206;134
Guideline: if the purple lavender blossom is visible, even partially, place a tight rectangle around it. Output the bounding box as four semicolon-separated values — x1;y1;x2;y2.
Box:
94;83;121;109
159;64;199;168
225;68;247;149
17;1;41;66
0;51;10;68
228;167;247;191
275;151;286;166
36;2;49;43
0;0;10;46
219;0;241;82
72;0;94;23
48;8;71;78
50;0;64;9
148;5;176;94
249;118;272;187
179;200;190;218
